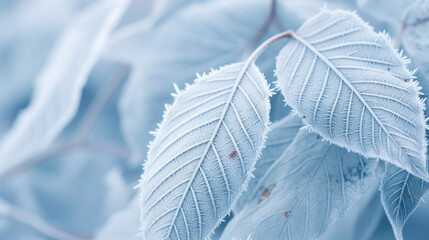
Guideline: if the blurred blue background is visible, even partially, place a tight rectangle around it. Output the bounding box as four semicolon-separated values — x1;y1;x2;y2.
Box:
0;0;428;239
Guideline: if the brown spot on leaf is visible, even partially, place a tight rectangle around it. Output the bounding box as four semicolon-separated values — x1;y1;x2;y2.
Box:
262;184;276;197
405;79;411;82
262;189;270;197
230;151;238;158
284;212;289;218
407;191;411;198
302;115;306;119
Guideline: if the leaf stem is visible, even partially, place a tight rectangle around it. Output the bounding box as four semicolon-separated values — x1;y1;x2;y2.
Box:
0;197;89;240
246;31;292;64
0;140;129;181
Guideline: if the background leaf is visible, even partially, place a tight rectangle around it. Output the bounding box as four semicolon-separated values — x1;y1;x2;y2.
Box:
221;130;379;240
0;0;78;136
276;9;428;180
104;0;210;63
140;62;271;239
380;160;428;240
320;175;384;240
356;0;414;35
0;0;129;175
95;194;140;240
235;113;303;212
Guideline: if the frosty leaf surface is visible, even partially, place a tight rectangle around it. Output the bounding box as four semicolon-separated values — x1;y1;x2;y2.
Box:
276;9;429;180
221;130;378;240
235;113;303;212
0;0;129;175
139;62;271;239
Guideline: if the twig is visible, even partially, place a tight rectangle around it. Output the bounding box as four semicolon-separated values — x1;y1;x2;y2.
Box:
0;197;89;240
0;66;131;181
0;141;81;181
395;17;429;49
84;140;130;160
241;0;277;59
75;66;130;141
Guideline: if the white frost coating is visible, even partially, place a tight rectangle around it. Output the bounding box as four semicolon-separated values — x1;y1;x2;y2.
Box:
139;62;271;239
221;130;378;240
0;0;129;175
276;9;429;181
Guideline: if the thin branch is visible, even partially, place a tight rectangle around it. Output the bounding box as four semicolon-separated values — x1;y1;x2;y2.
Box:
0;141;81;181
241;0;277;58
0;139;130;181
84;140;130;160
0;66;131;181
0;198;90;240
395;16;429;49
75;66;130;141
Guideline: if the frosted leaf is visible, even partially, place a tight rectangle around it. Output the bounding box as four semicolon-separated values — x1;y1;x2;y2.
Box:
0;0;129;175
140;62;271;239
276;9;429;181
